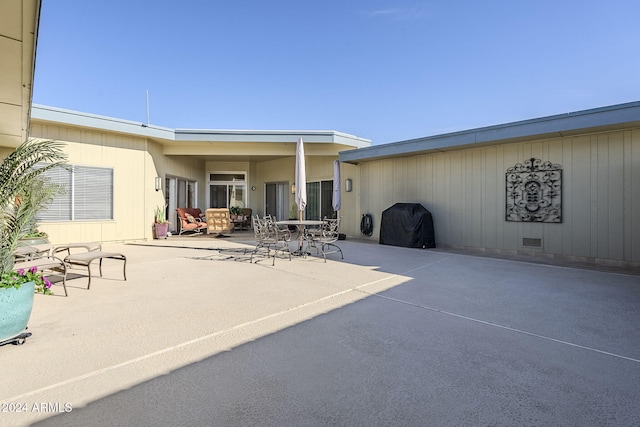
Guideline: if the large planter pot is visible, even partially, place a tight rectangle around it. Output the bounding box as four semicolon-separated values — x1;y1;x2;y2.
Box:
154;222;169;239
18;237;50;246
0;281;35;342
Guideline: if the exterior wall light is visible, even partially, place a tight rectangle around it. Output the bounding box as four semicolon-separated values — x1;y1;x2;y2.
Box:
155;176;162;191
345;178;353;192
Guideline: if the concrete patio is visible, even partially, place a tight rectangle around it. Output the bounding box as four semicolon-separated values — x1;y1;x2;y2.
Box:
1;233;639;426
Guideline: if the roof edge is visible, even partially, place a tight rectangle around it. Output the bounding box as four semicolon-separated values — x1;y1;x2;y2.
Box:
31;104;175;139
31;104;371;148
340;101;640;163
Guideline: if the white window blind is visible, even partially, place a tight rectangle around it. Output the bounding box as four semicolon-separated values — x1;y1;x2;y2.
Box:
74;166;113;220
37;164;113;221
38;165;72;221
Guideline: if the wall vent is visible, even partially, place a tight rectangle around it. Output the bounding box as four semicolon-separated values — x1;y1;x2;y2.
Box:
522;238;543;248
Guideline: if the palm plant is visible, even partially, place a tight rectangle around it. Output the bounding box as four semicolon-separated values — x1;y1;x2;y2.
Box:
0;139;67;275
20;175;64;238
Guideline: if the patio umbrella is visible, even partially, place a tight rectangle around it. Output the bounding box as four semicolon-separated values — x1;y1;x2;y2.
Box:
295;137;307;219
332;159;341;215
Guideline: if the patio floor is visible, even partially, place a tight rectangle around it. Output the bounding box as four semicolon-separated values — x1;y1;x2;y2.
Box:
1;233;639;426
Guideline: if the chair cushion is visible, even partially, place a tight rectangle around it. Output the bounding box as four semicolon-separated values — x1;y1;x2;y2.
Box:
178;208;203;221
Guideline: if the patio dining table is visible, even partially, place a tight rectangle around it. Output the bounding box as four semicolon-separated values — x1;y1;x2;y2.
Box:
276;220;324;256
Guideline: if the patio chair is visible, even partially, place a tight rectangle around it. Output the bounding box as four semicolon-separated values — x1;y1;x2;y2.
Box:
176;208;207;235
63;250;127;290
205;208;235;236
240;208;253;229
51;242;101;257
49;243;127;290
307;217;343;262
264;215;292;241
14;244;52;261
250;215;291;265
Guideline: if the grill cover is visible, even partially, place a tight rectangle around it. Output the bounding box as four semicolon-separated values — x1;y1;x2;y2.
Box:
379;203;435;248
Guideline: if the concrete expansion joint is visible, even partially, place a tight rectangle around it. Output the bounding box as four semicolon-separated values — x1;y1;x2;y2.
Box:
359;290;640;365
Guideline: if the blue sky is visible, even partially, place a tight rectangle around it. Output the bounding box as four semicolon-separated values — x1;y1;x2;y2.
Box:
33;1;640;145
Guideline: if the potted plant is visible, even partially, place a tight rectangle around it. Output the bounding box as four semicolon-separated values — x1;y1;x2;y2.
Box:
0;266;54;343
19;230;50;246
229;206;243;220
154;205;170;239
0;139;67;343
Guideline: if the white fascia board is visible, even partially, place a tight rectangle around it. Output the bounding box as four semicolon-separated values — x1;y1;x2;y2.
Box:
31;104;176;140
31;105;372;148
175;129;371;148
340;101;640;164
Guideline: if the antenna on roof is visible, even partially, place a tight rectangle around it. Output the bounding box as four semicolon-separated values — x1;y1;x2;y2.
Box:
146;89;150;126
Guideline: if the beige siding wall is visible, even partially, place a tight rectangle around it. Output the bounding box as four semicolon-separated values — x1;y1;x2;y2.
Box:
0;146;14;159
344;128;640;266
29;123;204;243
255;157;293;217
254;156;340;218
23;119;639;266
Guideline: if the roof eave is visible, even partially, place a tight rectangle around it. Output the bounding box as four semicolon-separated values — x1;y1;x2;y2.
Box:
340;101;640;164
175;129;370;147
31;105;371;149
31;104;175;140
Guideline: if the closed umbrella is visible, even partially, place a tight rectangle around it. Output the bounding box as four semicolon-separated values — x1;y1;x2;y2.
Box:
295;137;306;219
332;159;341;215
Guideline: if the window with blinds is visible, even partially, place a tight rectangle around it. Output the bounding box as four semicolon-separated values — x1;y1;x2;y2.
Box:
37;164;114;221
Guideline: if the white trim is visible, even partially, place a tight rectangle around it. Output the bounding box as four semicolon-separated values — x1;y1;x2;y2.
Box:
31;104;371;148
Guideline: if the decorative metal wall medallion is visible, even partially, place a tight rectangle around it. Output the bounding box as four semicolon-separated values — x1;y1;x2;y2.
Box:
505;158;562;223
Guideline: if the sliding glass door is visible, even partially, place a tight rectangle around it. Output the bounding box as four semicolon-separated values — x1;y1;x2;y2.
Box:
305;180;335;220
208;172;247;209
265;182;290;220
166;176;197;232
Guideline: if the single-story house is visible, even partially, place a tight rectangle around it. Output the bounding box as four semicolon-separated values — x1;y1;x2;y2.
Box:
28;104;370;242
2;0;639;269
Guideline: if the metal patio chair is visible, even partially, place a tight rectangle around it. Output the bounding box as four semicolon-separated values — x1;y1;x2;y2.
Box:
251;215;291;265
307;217;343;262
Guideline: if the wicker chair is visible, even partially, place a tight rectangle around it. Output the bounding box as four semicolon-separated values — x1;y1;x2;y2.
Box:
205;208;235;236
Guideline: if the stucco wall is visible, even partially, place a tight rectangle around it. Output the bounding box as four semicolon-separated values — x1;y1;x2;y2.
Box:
345;128;640;266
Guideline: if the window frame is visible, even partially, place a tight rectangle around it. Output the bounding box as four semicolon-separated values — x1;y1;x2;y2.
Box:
36;163;114;222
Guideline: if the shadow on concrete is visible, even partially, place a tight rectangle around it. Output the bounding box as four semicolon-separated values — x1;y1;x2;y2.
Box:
31;246;640;426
